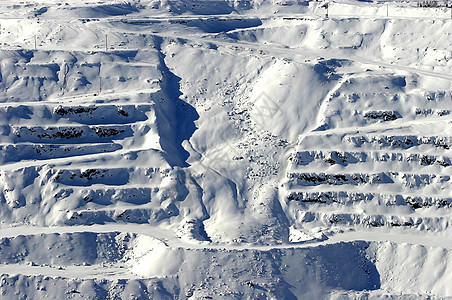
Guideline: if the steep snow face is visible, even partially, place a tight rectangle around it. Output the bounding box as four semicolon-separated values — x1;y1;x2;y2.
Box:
0;0;452;298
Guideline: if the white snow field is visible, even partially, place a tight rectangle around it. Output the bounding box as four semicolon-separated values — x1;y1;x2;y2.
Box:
0;0;451;298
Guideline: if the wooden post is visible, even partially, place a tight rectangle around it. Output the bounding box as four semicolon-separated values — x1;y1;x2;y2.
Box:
62;62;69;93
34;35;37;50
99;63;102;94
322;3;329;18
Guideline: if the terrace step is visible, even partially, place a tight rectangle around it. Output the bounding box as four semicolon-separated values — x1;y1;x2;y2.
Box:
52;168;131;186
0;104;151;125
286;171;450;189
0;143;122;163
11;125;133;143
290;150;452;168
66;207;157;225
287;191;452;209
295;211;451;232
54;187;154;206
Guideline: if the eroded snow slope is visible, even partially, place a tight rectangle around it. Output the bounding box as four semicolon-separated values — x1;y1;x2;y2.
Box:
0;0;451;298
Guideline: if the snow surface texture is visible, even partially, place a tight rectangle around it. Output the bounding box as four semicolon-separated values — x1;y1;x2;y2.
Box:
0;0;451;298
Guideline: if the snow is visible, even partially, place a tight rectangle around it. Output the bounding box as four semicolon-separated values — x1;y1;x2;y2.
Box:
130;235;183;277
0;0;451;298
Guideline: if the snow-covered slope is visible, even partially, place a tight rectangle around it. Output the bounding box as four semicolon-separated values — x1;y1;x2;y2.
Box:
0;0;451;298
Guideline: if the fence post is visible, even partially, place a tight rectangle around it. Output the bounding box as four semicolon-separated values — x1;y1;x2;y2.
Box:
62;62;69;94
99;63;102;94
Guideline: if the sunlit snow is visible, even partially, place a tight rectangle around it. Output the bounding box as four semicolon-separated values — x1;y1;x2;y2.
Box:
0;0;451;298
